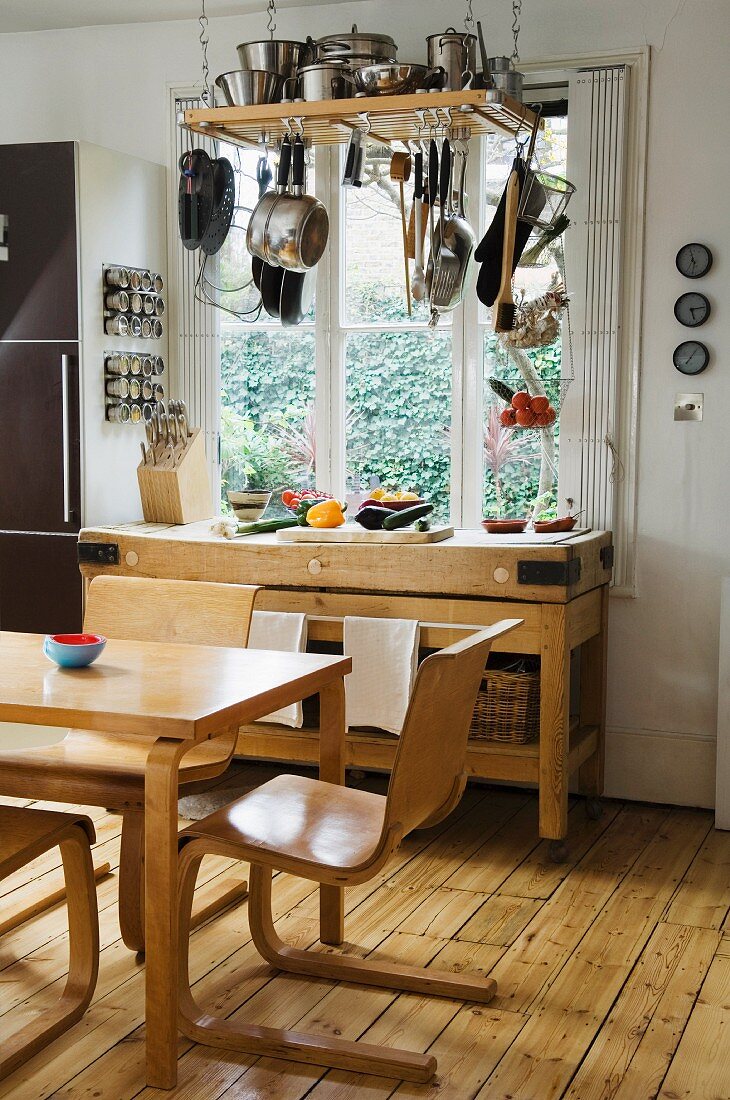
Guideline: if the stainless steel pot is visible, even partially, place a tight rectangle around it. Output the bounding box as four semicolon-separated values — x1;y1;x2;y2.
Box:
298;60;356;101
263;137;329;271
236;40;311;80
487;55;512;73
247;136;292;264
314;25;396;62
353;63;444;96
491;69;523;100
426;28;476;91
215;69;286;106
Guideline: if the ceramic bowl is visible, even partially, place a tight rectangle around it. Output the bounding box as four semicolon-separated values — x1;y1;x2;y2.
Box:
43;633;107;668
227;490;272;523
481;518;529;534
533;516;577;533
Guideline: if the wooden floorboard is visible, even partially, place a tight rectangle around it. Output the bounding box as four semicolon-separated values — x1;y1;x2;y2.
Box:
0;764;726;1100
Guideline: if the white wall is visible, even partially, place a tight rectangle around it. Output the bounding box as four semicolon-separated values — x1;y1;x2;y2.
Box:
1;0;728;807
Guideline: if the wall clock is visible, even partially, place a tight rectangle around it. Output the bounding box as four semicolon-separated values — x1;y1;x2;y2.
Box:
674;291;711;327
673;339;710;375
676;242;713;279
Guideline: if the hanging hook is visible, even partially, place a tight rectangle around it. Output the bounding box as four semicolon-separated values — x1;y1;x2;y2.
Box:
357;112;372;136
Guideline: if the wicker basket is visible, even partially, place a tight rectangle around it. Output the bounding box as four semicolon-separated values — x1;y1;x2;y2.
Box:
469;665;540;744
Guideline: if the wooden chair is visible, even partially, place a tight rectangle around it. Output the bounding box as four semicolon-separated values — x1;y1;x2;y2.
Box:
0;576;259;954
0;806;99;1081
176;618;521;1083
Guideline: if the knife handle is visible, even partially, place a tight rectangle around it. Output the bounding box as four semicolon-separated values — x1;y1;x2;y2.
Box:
414;152;423;200
428;139;438;207
439;139;451;208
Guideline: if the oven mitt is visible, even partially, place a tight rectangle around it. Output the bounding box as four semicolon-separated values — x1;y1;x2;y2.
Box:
475;159;546;307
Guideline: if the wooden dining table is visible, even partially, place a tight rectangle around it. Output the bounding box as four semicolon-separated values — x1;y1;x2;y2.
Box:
0;631;351;1090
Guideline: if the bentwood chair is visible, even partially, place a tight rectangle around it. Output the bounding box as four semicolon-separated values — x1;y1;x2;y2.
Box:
176;618;521;1083
0;576;259;953
0;806;99;1081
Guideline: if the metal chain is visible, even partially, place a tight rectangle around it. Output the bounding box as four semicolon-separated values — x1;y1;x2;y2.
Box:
464;0;475;35
511;0;522;66
266;0;277;39
198;0;210;104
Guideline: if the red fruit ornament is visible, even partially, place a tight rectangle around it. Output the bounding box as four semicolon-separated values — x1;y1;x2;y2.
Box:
530;395;550;414
500;408;517;427
511;392;531;410
515;408;537;427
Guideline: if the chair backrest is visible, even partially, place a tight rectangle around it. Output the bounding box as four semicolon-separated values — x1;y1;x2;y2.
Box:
383;620;522;839
84;576;259;648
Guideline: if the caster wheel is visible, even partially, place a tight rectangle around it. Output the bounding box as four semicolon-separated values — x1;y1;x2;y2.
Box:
549;839;569;864
586;797;603;821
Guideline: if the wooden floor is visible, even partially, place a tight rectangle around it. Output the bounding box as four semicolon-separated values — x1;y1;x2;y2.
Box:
1;762;729;1100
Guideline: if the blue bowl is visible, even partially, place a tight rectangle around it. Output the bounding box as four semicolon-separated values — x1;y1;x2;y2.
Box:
43;633;107;669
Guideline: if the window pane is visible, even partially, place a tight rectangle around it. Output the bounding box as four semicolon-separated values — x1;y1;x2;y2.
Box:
482;114;568;520
345;331;452;519
221;328;316;516
343;144;448;326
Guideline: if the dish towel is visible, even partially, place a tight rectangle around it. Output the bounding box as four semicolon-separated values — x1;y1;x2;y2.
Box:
343;616;419;735
248;610;308;728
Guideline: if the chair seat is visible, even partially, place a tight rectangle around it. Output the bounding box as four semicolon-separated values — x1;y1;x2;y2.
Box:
180;774;388;878
0;805;95;880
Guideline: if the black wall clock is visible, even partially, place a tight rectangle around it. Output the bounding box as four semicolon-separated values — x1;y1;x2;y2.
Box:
676;242;713;279
673;339;710;375
674;291;711;327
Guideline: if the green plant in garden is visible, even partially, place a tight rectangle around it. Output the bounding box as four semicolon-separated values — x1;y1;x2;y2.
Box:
483;405;536;518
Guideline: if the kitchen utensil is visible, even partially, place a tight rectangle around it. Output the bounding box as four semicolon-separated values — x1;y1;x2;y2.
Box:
264;137;329;271
487;55;512;72
342;128;365;188
105;354;130;376
178;148;214;251
429;140;460;313
492;69;523;100
200;157;235;256
106;402;131;423
106;377;130;398
247;135;292;264
476;154;546;307
175;401;189;443
105;290;129;311
215;69;286;106
105;315;129;336
481;518;528;534
279;266;316;326
426;27;476;92
314;27;397;62
533;516;578;533
298;60;356;100
437;140;476;311
43;632;107;669
227;490;272;522
494;161;519;332
353;63;443;96
411;151;427;302
105;267;130;288
140;441;148;465
390;151;412;316
236;40;310;80
476;22;491;87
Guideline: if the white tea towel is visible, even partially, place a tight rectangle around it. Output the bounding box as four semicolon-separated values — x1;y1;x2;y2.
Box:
344;616;419;735
248;610;308;727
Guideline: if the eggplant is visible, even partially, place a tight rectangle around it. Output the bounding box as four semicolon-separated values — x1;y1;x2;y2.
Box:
354;505;393;531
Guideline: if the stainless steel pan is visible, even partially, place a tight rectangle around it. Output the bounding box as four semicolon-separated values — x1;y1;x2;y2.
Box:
246;137;292;264
263;137;329;271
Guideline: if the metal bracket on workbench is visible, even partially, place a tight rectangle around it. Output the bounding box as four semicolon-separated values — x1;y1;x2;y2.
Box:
77;542;120;565
600;544;614;571
517;558;582;586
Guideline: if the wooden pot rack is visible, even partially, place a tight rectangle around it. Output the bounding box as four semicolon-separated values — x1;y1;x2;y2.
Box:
181;88;540;151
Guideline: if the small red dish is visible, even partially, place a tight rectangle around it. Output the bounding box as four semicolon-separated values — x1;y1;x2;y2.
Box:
360;498;426;511
533;516;577;533
482;518;529;534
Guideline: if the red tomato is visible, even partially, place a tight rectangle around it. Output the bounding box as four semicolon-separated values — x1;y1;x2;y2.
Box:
515;408;537;427
511;392;532;410
281;490;296;506
500;408;517;426
530;396;550;414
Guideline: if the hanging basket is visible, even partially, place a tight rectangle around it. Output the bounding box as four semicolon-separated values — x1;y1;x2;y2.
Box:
488;375;572;430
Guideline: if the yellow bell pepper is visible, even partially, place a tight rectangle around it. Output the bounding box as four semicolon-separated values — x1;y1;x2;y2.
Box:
306;499;346;528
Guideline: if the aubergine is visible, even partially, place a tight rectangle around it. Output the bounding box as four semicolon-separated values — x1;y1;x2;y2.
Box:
382;503;434;531
354;505;394;531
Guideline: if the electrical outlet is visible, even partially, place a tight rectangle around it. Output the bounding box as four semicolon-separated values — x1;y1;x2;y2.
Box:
674;393;703;421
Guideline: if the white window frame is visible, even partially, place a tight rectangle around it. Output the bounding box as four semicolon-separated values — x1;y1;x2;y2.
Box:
169;45;647;596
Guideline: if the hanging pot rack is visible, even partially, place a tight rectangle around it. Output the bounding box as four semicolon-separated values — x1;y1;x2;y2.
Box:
179;88;541;153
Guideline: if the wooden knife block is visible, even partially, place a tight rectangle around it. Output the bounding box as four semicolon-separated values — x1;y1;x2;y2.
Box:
137;428;213;524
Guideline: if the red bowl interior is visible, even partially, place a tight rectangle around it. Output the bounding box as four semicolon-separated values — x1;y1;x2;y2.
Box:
49;633;106;646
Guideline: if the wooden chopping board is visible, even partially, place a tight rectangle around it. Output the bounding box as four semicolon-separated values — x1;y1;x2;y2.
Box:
276;524;455;544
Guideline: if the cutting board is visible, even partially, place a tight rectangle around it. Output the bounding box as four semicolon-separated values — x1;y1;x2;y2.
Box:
276;524;455;544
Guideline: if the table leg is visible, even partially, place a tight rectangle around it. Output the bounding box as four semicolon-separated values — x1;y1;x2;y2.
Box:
144;737;194;1090
539;604;570;844
318;677;346;946
578;585;609;797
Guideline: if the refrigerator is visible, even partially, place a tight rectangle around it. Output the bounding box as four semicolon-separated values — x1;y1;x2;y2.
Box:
0;141;168;633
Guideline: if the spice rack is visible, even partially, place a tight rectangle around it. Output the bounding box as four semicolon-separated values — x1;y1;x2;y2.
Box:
182;88;541;150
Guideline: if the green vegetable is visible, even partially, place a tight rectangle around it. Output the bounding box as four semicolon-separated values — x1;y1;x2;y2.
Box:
354;505;394;531
295;498;329;526
382;503;434;531
488;377;516;404
415;518;431;532
234;517;299;537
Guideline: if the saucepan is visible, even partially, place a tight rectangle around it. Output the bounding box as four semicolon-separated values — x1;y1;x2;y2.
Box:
264;137;329;271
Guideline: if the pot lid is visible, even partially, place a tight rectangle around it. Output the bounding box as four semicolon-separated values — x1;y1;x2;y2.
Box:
298;59;353;73
317;24;396;48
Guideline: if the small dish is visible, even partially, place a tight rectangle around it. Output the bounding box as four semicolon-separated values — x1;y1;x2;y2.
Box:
533;516;577;533
360;497;426;511
481;518;529;534
43;633;107;669
227;490;272;523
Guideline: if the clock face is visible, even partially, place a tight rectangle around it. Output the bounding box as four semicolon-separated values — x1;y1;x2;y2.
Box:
676;242;713;279
674;291;711;327
673;340;709;375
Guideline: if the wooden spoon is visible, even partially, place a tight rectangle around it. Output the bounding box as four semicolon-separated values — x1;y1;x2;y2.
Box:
390;151;412;316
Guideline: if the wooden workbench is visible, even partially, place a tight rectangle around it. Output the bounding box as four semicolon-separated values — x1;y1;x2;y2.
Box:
78;522;612;858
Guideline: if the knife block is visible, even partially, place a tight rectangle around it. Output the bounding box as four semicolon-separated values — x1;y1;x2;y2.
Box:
137;428;213;524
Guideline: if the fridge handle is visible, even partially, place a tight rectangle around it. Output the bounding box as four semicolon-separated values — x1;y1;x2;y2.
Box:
61;354;72;524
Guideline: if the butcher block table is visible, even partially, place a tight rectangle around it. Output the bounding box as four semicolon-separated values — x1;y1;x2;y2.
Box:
78;521;612;860
0;631;350;1090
